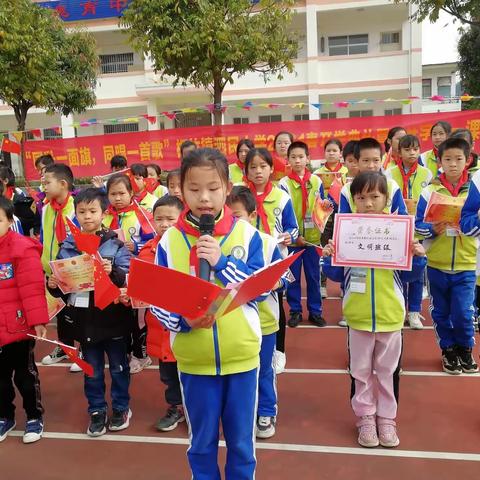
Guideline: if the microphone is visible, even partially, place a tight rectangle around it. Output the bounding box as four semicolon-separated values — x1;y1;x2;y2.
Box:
198;214;215;282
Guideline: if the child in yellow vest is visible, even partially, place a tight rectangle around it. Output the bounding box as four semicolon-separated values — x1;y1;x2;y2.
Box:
130;163;159;211
420;121;452;178
146;163;168;198
229;138;254;185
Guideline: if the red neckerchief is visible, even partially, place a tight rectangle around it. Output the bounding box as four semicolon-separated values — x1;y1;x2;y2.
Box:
125;169;141;194
433;146;439;161
288;170;312;217
106;204;136;230
248;180;274;234
49;194;71;243
4;186;15;201
235;159;244;171
395;159;419;198
272;153;291;181
439;170;469;197
325;162;342;173
145;178;159;193
135;189;149;203
383;149;398;170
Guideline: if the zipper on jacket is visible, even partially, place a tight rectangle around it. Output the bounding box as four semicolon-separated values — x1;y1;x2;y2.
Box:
451;237;456;271
49;211;57;262
371;269;376;332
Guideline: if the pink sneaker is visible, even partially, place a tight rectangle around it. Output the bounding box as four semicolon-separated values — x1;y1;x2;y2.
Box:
377;417;400;448
356;415;379;448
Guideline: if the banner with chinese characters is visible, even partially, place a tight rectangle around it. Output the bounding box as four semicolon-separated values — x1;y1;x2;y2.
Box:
38;0;132;22
23;110;480;180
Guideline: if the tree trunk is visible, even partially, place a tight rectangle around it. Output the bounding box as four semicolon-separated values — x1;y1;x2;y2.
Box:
13;103;29;177
212;76;223;126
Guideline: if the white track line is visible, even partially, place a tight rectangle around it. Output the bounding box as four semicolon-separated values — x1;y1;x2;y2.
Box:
7;430;480;462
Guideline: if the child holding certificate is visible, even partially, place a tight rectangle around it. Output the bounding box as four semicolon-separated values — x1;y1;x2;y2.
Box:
386;135;433;330
245;147;299;373
278;141;325;328
150;148;264;479
417;137;478;375
323;171;426;449
47;188;133;437
0;197;49;444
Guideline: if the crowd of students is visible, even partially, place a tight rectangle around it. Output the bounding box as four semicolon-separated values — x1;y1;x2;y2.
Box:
0;123;479;478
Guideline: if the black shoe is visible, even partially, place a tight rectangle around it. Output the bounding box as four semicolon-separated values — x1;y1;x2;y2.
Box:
308;313;326;327
287;312;302;328
456;346;479;373
441;347;462;375
87;411;107;437
109;409;132;431
156;406;185;432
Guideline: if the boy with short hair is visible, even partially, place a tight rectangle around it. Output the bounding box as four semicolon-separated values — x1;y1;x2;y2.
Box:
0;197;49;444
40;163;78;367
278;141;325;327
34;154;55;178
47;188;133;436
179;140;197;162
130;163;158;213
138;195;185;431
417;137;478;374
339;138;407;215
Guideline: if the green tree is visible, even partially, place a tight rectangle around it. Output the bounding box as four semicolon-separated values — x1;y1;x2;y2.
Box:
0;0;98;170
122;0;298;125
396;1;480;26
458;26;480;109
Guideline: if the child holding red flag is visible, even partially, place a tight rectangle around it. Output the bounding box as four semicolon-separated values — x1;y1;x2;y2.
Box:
0;196;49;444
279;141;325;328
47;188;133;437
150;148;265;479
146;164;168;198
137;195;185;432
129;163;159;211
386;135;432;329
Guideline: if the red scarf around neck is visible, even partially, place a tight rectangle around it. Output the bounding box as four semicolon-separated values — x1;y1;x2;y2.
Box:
106;204;136;230
145;178;159;194
247;180;273;234
49;194;71;243
235;159;245;171
433;146;439;161
288;170;312;217
395;159;418;198
4;186;15;201
325;162;342;173
439;170;469;197
135;189;149;203
383;149;398;170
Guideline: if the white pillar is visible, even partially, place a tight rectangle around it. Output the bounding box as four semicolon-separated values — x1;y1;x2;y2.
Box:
306;3;320;120
61;114;76;138
147;100;160;131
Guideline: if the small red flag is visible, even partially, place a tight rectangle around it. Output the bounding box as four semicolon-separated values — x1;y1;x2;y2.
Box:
62;344;94;377
1;138;21;154
132;201;156;235
328;178;343;206
93;255;121;311
125;169;141;193
31;129;42;138
66;218;101;255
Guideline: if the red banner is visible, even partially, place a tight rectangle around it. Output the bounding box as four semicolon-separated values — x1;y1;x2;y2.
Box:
24;110;480;180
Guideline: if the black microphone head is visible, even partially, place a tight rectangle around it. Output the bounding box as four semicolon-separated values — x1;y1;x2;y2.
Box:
199;214;215;236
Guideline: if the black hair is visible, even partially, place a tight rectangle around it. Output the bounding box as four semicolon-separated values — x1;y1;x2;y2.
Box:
430;121;452;137
180;140;197;158
245;147;273;171
106;173;133;194
180;148;229;188
350;171;388;197
153;195;184;214
0;181;4;196
384;127;406;153
0;196;14;221
438;137;471;160
274;131;294;145
354;138;383;160
398;134;420;151
34;154;54;168
44;163;74;191
0;166;15;187
324;138;343;151
147;163;162;177
343;140;358;160
110;155;127;170
130;163;148;178
166;169;180;184
236;139;255;159
450;128;474;147
288;141;309;157
226;185;257;215
74;187;109;212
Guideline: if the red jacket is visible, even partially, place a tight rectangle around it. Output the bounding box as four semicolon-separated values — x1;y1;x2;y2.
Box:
0;230;49;347
138;236;175;362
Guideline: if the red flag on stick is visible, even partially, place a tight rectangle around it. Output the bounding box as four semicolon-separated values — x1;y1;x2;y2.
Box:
132;201;156;235
66;218;101;255
1;138;21;154
328;178;343;206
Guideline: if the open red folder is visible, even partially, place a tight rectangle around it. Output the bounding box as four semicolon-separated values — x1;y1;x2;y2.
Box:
127;251;303;320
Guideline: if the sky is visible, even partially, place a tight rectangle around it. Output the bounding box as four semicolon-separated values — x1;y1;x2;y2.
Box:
422;10;461;65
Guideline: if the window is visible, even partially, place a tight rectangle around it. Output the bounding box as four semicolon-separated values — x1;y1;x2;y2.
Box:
103;123;139;134
380;31;401;52
320;112;337;120
174;112;211;128
258;115;282;123
99;53;134;74
44;128;63;140
422;79;432;98
384;108;402;116
233;117;249;125
349;110;373;118
294;114;309;121
328;34;368;56
437;76;452;97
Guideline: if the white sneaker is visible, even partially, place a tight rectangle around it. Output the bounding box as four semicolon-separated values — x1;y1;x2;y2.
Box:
408;312;424;330
23;419;43;444
129;355;152;374
422;286;429;300
338;318;347;327
273;350;286;374
69;362;83;373
320;286;328;298
256;416;276;439
41;346;68;365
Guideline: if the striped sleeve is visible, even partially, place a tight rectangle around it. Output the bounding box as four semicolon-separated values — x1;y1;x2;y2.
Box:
281;197;299;242
339;184;352;213
415;188;435;239
460;170;480;237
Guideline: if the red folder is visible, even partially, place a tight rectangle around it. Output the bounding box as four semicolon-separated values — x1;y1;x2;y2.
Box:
127;251;303;320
